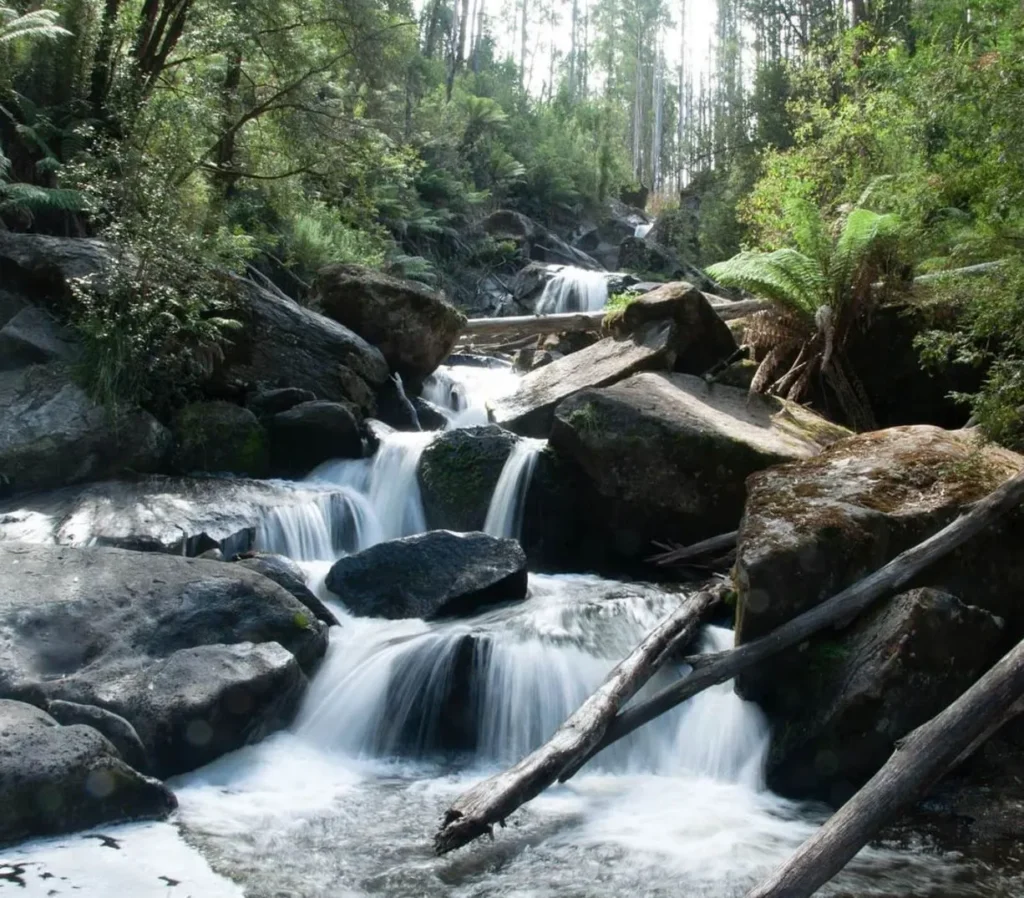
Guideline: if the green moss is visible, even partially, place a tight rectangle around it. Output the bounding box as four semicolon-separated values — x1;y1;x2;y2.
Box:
565;401;602;435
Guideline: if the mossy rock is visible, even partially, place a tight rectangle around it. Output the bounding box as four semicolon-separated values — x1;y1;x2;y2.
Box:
417;425;519;532
171;401;269;477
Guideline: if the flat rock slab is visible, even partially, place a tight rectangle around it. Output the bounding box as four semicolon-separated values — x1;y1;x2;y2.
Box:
326;530;528;620
0;475;357;557
0;699;175;846
491;320;677;437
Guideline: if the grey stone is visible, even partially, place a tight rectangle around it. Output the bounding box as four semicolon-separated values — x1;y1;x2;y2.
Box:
267;400;361;476
0;306;80;370
46;700;149;773
171;401;269;476
235;553;340;627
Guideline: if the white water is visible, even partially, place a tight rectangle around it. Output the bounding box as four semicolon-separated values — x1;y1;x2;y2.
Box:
535;266;610;314
634;222;653;238
483;437;544;540
421;363;520;428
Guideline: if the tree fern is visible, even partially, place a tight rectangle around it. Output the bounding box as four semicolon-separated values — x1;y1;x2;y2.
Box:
706;249;825;321
0;6;70;45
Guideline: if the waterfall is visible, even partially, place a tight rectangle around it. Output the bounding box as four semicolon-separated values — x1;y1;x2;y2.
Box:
483;438;544;540
420;363;520;428
254;488;380;561
634;222;652;238
535;267;610;314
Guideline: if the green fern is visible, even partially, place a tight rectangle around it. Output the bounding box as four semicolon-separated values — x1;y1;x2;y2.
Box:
0;6;70;44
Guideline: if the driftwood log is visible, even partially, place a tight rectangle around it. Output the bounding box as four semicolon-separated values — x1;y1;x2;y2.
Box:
433;586;722;855
569;466;1024;771
649;531;739;566
746;637;1024;898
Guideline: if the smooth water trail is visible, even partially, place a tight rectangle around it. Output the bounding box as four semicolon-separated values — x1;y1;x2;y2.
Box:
482;437;544;540
535;266;610;314
420;363;520;428
634;222;653;238
254;487;380;561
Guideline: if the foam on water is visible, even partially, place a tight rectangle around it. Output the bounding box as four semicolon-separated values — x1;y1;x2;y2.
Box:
421;363;520;428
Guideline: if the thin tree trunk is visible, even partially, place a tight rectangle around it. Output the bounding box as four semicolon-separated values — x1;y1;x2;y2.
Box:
434;586;723;855
746;637;1024;898
423;0;444;58
456;0;470;68
520;0;528;88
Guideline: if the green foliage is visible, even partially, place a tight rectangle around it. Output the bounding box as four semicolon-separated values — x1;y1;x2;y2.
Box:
0;5;69;45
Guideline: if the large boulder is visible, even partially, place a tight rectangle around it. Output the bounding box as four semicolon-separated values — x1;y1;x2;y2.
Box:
246;386;316;418
491;320;677;437
0;543;328;773
549;373;848;562
605;281;738;376
572;199;650;270
481;210;604;271
0;475;359;557
46;700;149;773
315;264;466;383
0;306;80;370
234;553;340;627
0;364;171;496
766;588;1006;804
0;289;27;328
325;530;528;620
223;280;389;418
265;400;362;476
417;425;520;532
618;236;719;293
0;699;176;846
171;401;269;477
0;232;113;299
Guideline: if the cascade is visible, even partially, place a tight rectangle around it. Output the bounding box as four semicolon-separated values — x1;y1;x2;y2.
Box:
535;266;610;314
421;363;520;428
634;222;653;238
482;437;544;540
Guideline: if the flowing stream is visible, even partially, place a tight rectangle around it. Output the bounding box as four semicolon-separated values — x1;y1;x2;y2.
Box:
3;363;1020;898
535;267;610;314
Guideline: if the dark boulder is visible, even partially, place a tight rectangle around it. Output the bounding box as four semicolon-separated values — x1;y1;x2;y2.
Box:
325;530;528;620
481;210;604;271
0;306;80;370
315;264;466;383
235;552;340;627
223;280;389;418
171;401;269;477
0;289;27;328
246;386;317;418
0;699;175;846
46;700;149;773
0;232;113;299
0;364;171;496
618;236;718;292
417;425;520;532
266;400;362;476
572;199;650;270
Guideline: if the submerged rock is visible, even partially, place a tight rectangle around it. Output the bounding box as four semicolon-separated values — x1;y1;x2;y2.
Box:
0;699;176;846
0;475;352;557
171;401;269;477
326;530;528;620
0;364;171;496
315;264;466;383
766;588;1006;804
417;425;520;532
549;372;846;563
266;399;362;476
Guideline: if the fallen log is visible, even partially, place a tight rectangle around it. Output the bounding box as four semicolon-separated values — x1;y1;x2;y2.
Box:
649;531;738;566
433;585;722;855
568;465;1024;774
745;636;1024;898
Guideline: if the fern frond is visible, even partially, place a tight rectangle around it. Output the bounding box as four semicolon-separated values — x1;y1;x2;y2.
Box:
830;209;900;291
0;7;71;44
784;198;831;268
706;249;826;320
0;183;88;213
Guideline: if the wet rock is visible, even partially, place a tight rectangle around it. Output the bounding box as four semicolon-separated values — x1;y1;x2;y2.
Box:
325;530;528;620
315;264;466;383
235;552;340;627
766;588;1006;804
171;401;269;477
0;543;327;776
0;364;171;496
0;306;80;370
374;374;425;431
0;699;176;846
53;643;307;778
417;425;520;532
512;347;558;372
550;372;847;564
491;320;678;437
605;281;738;376
413;397;450;431
246;386;317;418
481;210;604;271
46;700;149;773
0;474;357;557
0;232;113;298
223;280;389;418
266;400;361;476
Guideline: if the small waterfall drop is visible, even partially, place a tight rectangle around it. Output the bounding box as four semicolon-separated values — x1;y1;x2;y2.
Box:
634;222;653;238
421;363;520;428
483;438;544;540
254;487;380;561
535;267;610;314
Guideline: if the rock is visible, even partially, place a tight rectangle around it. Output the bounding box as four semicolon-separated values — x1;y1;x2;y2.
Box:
573;199;651;270
198;547;225;560
266;400;361;476
417;426;520;532
0;364;171;496
0;699;175;846
491;320;679;437
235;553;340;627
765;588;1006;804
46;700;149;773
315;264;466;383
0;232;113;298
549;372;848;563
53;643;307;778
481;210;604;271
512;347;558;372
374;374;425;431
325;530;528;620
605;281;738;376
541;331;598;356
618;236;718;292
413;397;450;431
224;280;389;418
246;386;317;418
509;262;634;314
0;289;27;328
171;401;269;477
0;543;327;775
0;306;80;370
0;474;360;557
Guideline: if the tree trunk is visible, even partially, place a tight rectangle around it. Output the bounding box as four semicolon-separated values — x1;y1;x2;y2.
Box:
456;0;471;69
423;0;444;59
434;586;723;855
574;466;1024;769
89;0;123;120
746;637;1024;898
520;0;528;89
